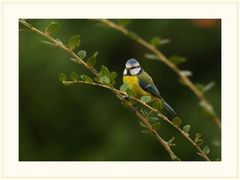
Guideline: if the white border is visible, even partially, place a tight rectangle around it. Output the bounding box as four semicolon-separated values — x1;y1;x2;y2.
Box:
2;2;238;178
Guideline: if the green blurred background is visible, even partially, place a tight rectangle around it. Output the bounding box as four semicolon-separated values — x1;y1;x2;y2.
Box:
19;19;221;161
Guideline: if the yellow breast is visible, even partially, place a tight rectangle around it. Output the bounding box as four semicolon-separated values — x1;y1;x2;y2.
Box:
123;76;150;96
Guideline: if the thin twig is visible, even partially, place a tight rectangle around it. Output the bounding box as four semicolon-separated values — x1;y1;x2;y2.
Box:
98;19;220;129
134;109;180;161
19;19;98;77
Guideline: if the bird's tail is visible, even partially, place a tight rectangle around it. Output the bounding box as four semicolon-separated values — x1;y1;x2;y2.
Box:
163;101;177;119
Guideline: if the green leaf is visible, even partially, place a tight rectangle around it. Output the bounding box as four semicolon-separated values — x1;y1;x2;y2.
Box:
149;116;159;123
69;58;79;64
99;65;110;77
70;72;79;81
149;37;170;46
126;89;136;97
203;145;211;155
140;96;152;104
183;124;191;134
80;74;93;83
120;83;129;92
68;35;81;50
212;140;220;147
180;70;192;77
167;137;176;147
140;109;148;116
159;38;170;45
78;50;87;59
196;82;215;93
139;122;147;128
100;76;110;84
109;71;118;85
168;137;175;143
203;81;215;92
110;71;118;80
199;100;214;115
93;77;100;83
152;122;161;129
195;133;202;139
120;83;135;96
195;83;205;92
87;52;98;67
195;133;204;146
151;100;164;110
58;73;67;82
172;117;182;127
45;22;58;35
169;55;187;65
149;37;161;46
144;53;158;60
117;19;131;27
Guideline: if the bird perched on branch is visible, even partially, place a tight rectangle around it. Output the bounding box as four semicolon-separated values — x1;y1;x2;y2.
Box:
123;58;177;118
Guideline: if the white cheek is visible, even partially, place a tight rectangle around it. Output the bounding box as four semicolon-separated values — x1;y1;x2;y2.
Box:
130;67;140;75
123;69;127;75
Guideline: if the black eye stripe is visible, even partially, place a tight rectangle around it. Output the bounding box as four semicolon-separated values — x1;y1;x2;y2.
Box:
128;66;140;69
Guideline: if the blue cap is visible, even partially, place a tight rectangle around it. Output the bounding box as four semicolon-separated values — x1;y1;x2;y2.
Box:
125;58;140;68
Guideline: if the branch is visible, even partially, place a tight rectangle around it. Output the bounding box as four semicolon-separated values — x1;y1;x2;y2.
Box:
19;19;180;161
19;19;98;77
63;80;210;161
98;19;221;129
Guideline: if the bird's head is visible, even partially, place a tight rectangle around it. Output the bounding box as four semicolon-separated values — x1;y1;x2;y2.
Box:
123;58;142;76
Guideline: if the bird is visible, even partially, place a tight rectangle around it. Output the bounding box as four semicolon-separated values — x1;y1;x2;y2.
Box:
123;58;177;118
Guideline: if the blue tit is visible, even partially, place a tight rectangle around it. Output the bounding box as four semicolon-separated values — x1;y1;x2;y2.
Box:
123;58;177;118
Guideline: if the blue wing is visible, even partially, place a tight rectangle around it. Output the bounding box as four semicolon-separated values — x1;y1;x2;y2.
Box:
138;71;177;118
138;71;161;98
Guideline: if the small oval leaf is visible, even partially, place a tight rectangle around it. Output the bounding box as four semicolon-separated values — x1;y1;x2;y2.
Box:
149;37;161;46
120;83;129;92
80;74;93;83
99;65;110;77
183;124;191;133
70;72;79;81
100;76;110;84
45;22;58;35
140;96;152;104
93;77;100;83
195;133;204;146
151;100;164;110
59;73;67;82
203;145;211;155
78;50;87;59
144;53;158;60
149;116;159;123
87;52;98;67
140;109;148;116
139;122;147;128
172;117;182;127
169;55;187;65
110;71;118;80
152;122;161;129
109;71;118;85
68;35;81;50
